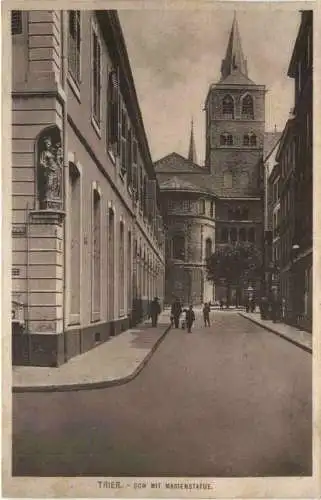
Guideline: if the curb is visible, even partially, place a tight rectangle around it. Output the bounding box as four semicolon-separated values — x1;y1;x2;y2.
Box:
238;312;312;354
12;324;172;394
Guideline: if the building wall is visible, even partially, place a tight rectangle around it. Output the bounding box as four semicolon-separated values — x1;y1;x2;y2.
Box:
11;10;165;366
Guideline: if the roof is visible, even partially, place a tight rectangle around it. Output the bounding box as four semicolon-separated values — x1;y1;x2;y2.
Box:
154;152;207;174
217;71;256;86
157;172;217;196
263;131;282;161
221;12;249;81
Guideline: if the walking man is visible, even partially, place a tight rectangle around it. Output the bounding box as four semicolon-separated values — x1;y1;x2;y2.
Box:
150;297;161;327
171;298;182;329
203;302;211;327
186;305;195;333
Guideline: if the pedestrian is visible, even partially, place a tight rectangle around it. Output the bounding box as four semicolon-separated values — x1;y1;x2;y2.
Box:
186;305;195;333
149;297;161;327
260;295;268;320
171;298;182;329
220;299;224;310
203;302;211;327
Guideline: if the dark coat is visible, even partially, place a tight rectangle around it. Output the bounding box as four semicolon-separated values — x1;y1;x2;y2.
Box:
171;301;182;317
186;309;195;325
150;300;161;317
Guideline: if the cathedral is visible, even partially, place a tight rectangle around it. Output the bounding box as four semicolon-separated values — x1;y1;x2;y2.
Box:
155;13;273;306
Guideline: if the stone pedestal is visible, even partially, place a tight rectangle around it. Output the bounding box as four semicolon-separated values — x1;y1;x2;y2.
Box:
23;210;65;366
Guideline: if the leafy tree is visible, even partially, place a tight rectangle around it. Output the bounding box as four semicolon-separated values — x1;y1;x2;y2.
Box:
206;242;262;306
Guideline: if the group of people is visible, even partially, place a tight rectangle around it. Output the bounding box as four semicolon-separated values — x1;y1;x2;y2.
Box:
170;299;211;332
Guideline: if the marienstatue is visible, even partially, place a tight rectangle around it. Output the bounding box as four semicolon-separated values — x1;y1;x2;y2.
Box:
38;134;62;209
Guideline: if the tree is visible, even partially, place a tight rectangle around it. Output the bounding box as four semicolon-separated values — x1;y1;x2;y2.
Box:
206;242;262;306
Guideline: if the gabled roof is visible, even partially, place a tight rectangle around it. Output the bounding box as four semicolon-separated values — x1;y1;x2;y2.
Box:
154;152;206;174
264;131;282;161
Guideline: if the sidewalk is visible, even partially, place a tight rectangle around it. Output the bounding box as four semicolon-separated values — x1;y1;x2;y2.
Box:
12;310;171;393
239;311;312;353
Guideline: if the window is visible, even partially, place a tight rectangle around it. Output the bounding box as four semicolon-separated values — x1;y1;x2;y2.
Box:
210;201;214;218
223;171;233;188
92;189;101;320
222;95;234;119
239;228;246;241
107;69;119;149
242;208;249;220
139;166;144;210
127;127;132;187
221;227;228;243
11;10;22;35
132;140;138;198
120;109;127;175
241;94;254;119
205;238;212;259
248;227;255;243
199;199;205;215
243;134;250;146
220;133;233;146
240;172;249;187
182;200;191;211
230;227;237;243
68;11;81;83
69;163;81;323
108;209;115;319
143;175;148;215
92;27;101;125
250;133;257;146
119;222;125;314
173;235;185;260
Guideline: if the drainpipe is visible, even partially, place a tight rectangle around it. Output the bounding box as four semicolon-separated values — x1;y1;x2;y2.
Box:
61;10;69;363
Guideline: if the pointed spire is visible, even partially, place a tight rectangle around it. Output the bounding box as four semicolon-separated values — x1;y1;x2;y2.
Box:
188;118;197;164
221;12;248;79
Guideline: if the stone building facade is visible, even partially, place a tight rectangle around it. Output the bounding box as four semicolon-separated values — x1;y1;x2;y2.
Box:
156;14;266;305
11;10;165;366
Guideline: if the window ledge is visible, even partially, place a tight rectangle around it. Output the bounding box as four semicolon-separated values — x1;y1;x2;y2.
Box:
91;116;102;139
68;73;81;103
107;148;116;165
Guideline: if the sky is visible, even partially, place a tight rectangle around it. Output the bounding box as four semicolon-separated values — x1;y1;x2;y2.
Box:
119;8;301;166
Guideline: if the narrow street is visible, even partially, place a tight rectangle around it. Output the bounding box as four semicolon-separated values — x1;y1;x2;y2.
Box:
12;310;312;477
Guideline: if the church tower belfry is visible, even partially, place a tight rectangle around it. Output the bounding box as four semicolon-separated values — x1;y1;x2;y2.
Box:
204;12;266;198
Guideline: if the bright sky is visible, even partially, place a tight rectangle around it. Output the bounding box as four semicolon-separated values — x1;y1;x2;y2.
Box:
119;8;300;166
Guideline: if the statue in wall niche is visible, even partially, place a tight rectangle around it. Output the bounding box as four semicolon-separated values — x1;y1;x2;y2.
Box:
38;129;63;210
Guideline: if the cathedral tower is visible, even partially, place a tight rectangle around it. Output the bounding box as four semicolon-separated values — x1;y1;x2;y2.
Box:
205;13;266;198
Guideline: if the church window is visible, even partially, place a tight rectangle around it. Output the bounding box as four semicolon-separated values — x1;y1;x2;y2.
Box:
210;201;214;218
220;133;233;146
240;172;249;187
199;199;205;215
250;133;257;146
239;228;247;241
205;238;212;259
223;171;233;188
230;227;237;243
241;94;254;119
172;235;185;260
12;11;23;35
248;227;256;243
222;95;235;119
221;227;228;243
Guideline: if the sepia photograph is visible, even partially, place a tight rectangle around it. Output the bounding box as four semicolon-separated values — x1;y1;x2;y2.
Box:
2;1;319;497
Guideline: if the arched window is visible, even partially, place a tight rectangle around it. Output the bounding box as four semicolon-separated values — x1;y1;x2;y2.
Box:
108;208;115;319
243;134;250;146
220;133;233;146
92;188;101;320
242;208;249;220
210;200;214;218
69;163;81;323
241;94;254;119
119;221;125;313
250;133;257;146
240;172;249;187
199;199;206;215
239;228;246;241
221;227;228;243
222;95;235;119
173;235;185;260
230;227;237;243
248;227;256;243
223;171;233;188
205;238;212;259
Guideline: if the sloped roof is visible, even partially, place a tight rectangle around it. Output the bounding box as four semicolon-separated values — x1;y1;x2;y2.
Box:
217;71;256;86
157;171;217;196
154;152;206;174
264;131;282;160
